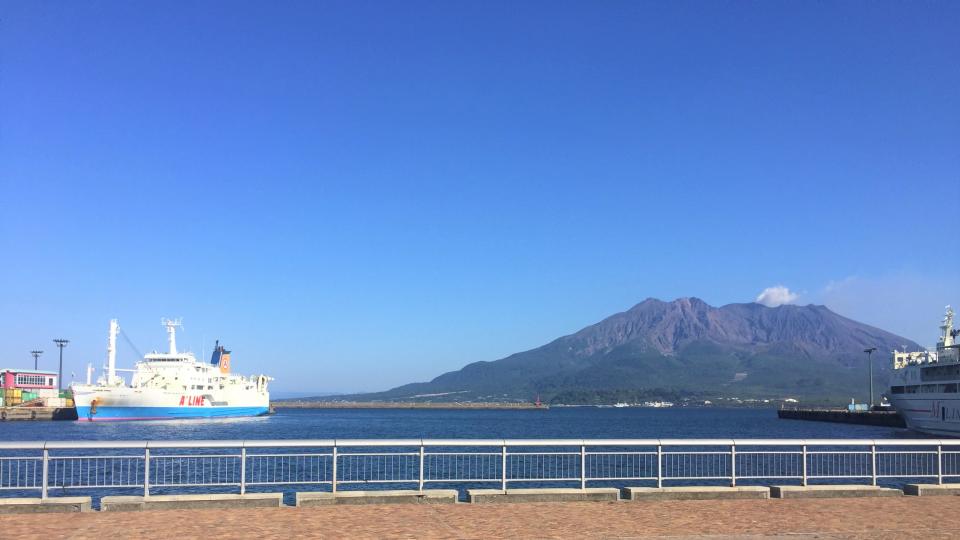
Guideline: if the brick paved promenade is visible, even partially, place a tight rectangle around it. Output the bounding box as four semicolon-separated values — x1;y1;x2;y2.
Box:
2;497;958;539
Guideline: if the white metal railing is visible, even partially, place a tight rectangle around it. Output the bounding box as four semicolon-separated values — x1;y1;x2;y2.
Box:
0;438;957;499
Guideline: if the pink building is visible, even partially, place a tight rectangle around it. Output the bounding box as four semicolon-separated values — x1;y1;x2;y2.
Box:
1;368;58;391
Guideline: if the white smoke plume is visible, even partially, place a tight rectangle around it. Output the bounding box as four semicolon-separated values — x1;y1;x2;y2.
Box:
756;285;799;307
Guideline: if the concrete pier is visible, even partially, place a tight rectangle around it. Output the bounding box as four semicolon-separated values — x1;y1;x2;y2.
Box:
0;407;78;421
777;407;906;427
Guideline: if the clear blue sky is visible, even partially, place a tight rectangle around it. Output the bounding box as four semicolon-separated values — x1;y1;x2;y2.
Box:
1;2;958;394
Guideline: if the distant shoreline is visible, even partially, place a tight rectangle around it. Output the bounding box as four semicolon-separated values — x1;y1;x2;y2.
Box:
270;399;843;410
272;401;546;410
270;401;815;410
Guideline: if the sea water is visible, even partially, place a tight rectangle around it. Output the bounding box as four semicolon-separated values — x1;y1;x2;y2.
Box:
0;407;923;441
0;408;932;505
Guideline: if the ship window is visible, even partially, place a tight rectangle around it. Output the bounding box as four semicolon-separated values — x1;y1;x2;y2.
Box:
945;384;958;393
922;384;938;393
891;386;905;394
905;385;920;393
207;386;213;390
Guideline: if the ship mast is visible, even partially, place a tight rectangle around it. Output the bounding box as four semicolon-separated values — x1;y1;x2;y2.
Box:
941;306;955;348
106;319;119;385
162;318;182;354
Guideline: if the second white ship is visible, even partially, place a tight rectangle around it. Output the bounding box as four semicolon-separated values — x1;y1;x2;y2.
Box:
888;306;960;436
71;318;271;421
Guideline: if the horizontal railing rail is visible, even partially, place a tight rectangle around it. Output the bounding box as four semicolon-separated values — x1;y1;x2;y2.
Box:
4;438;960;449
0;439;956;499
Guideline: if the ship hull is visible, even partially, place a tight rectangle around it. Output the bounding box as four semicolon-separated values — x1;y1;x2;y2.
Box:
74;405;269;421
71;384;269;422
888;395;960;437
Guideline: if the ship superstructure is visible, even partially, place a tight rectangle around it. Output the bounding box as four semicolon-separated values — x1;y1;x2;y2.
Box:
888;306;960;436
71;319;271;421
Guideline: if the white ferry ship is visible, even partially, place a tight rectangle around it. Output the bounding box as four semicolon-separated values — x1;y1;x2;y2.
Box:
888;307;960;436
71;319;271;421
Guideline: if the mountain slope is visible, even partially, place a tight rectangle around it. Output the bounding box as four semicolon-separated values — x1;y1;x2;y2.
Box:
348;298;923;403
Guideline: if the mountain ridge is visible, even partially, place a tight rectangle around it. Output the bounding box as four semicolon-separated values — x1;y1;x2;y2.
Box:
335;298;923;403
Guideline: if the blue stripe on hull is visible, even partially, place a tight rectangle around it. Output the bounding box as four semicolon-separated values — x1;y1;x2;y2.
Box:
76;406;269;421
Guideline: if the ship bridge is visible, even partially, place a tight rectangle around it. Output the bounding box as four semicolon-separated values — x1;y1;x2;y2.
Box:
142;353;195;362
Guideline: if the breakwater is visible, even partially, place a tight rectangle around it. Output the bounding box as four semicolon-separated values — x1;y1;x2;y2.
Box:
777;407;906;428
273;401;546;409
0;406;77;421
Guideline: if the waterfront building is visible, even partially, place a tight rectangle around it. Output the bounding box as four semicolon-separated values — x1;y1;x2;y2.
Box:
1;368;60;406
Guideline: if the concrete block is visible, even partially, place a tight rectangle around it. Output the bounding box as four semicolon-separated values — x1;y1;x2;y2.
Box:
100;493;284;511
770;485;902;499
297;490;458;506
99;496;146;512
0;497;91;513
467;488;619;504
622;486;769;501
904;483;960;496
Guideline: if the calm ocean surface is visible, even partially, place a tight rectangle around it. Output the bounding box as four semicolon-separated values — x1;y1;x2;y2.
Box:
0;407;925;441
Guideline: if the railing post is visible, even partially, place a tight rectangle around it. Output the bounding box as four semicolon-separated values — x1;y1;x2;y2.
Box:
331;445;338;494
501;444;507;491
801;445;807;486
656;445;662;488
41;448;49;500
418;443;425;492
730;444;736;487
580;444;587;490
871;444;877;486
240;446;246;495
144;448;150;498
937;445;943;485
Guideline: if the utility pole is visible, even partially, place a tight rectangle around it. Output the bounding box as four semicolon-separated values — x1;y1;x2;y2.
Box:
864;347;877;408
30;350;43;370
53;339;69;393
